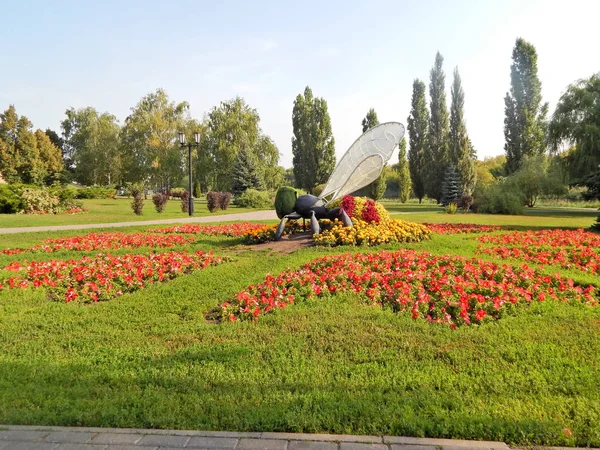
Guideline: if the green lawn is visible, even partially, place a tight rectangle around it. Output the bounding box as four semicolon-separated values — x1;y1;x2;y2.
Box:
0;198;262;228
0;207;599;446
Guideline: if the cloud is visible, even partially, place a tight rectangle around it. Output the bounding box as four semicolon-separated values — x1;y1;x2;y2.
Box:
317;47;342;58
252;38;278;53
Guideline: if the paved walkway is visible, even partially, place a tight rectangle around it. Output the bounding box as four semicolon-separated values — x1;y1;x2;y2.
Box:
0;211;280;235
0;425;522;450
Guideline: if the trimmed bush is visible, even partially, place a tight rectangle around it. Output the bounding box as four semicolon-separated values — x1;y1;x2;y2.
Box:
20;187;61;214
207;191;220;213
274;186;297;219
152;194;168;213
180;191;190;213
219;192;232;210
130;185;144;215
74;186;116;199
236;189;273;209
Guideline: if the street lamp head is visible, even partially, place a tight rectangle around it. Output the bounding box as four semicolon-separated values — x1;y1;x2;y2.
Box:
178;132;185;145
194;131;200;144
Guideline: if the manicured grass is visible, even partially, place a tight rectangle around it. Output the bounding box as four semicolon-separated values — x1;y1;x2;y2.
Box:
0;198;262;228
0;209;599;446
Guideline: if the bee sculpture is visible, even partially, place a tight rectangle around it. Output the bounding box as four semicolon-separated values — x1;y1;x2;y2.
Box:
275;122;405;240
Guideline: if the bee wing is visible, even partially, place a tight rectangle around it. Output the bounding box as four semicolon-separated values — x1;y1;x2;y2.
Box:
320;122;405;205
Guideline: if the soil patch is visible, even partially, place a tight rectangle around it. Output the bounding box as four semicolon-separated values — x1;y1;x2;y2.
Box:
244;232;315;255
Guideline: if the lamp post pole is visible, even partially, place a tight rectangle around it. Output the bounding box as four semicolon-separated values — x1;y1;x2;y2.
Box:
178;131;200;217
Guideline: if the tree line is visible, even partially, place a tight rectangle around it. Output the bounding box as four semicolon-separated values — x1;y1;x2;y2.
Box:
0;90;285;195
1;37;597;207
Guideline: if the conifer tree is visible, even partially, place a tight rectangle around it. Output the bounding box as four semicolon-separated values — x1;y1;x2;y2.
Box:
425;52;450;202
440;165;461;206
449;68;476;195
407;79;429;203
504;38;548;174
397;137;411;203
232;147;265;196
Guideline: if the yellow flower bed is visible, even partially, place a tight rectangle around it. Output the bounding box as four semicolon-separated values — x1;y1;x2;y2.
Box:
314;218;431;247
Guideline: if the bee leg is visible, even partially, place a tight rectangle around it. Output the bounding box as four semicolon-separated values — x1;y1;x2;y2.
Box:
310;210;320;235
274;218;288;241
275;213;301;241
340;208;353;227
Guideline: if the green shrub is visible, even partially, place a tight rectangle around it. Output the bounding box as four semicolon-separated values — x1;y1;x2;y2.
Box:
445;203;458;214
20;187;61;214
474;181;524;215
75;186;117;199
236;189;273;209
274;186;297;218
312;183;326;197
171;187;185;198
0;185;23;214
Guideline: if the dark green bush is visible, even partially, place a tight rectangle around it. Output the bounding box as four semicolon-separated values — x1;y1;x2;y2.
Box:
0;185;23;214
236;189;273;209
75;186;117;199
275;186;297;219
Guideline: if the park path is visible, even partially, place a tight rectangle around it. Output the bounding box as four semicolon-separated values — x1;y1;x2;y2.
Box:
0;210;280;235
0;424;534;450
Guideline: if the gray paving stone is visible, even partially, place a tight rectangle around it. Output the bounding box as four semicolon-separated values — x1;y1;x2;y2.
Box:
89;434;143;445
137;434;190;448
288;441;338;450
340;444;388;450
390;445;436;450
185;437;238;448
109;446;157;450
45;432;97;444
237;439;288;450
261;435;381;444
0;431;51;442
3;443;59;450
386;437;508;449
55;445;107;450
192;432;261;439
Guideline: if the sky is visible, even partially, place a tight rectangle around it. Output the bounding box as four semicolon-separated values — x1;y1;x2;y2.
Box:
1;0;599;169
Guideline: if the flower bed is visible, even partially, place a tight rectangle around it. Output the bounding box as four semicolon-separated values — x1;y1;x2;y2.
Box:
214;250;597;327
149;222;272;237
423;223;505;234
477;228;600;274
313;218;430;246
0;250;226;303
1;232;196;255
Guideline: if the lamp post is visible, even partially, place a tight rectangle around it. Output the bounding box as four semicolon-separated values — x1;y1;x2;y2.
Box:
178;131;200;216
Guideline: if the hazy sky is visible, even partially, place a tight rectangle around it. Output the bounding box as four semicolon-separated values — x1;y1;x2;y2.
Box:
1;0;598;168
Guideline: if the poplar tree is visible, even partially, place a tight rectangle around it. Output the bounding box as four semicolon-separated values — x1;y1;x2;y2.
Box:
397;137;411;203
361;108;386;200
449;67;476;195
504;38;548;174
292;86;336;193
407;79;429;203
426;52;450;202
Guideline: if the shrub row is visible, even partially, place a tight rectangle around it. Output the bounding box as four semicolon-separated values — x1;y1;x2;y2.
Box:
0;184;84;214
